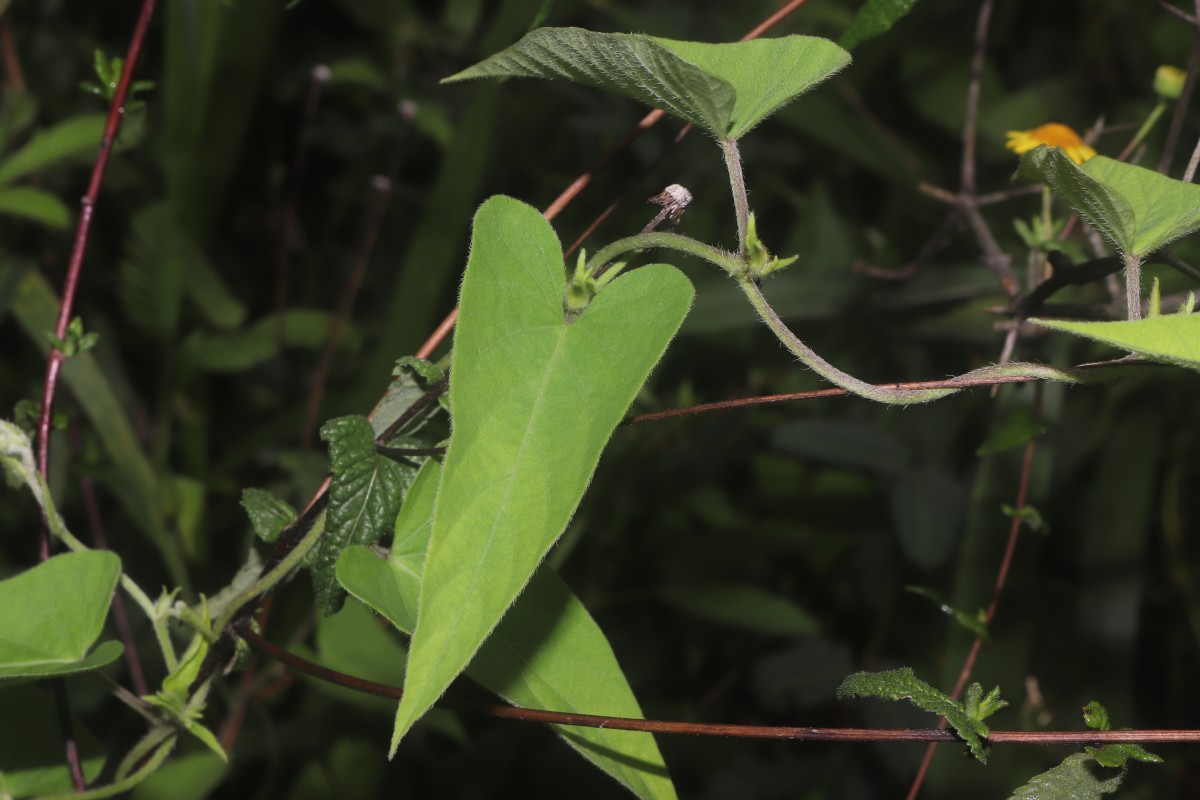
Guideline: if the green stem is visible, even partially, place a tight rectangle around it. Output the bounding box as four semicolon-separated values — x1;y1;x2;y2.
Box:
1125;252;1143;319
722;138;750;254
586;231;744;278
39;731;177;800
738;277;1092;404
1125;101;1168;157
212;509;327;635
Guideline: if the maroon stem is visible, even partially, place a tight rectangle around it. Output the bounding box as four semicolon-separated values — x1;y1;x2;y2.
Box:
36;0;159;555
31;0;159;788
237;624;1200;744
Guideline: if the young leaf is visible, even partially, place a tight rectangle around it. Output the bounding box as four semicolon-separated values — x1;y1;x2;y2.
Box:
1082;699;1111;731
337;462;677;800
0;550;124;681
905;586;989;641
840;0;921;50
963;683;1008;722
392;196;692;749
444;28;850;140
1081;701;1163;767
1008;753;1123;800
1020;146;1200;258
1031;314;1200;371
837;667;994;762
240;488;297;544
313;416;416;615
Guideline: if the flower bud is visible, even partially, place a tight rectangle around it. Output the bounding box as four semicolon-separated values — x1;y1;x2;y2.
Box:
1155;65;1186;100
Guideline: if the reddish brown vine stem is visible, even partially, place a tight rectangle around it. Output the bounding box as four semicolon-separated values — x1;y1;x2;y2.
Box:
35;0;159;550
412;0;812;360
32;1;159;789
237;624;1200;745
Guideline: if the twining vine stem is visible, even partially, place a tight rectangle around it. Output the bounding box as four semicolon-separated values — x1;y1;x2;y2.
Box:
236;623;1200;745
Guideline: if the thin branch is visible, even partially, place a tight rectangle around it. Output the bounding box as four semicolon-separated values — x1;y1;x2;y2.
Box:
236;624;1200;744
1160;0;1198;24
1157;0;1200;175
0;18;26;92
302;175;393;446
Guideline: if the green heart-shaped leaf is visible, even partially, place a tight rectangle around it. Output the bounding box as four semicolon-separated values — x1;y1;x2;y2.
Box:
0;551;124;681
444;28;850;140
391;195;692;751
1020;146;1200;258
1032;313;1200;370
338;461;677;800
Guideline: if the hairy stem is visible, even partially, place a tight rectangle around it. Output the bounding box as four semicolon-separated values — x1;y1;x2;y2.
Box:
1125;252;1143;319
722;138;751;254
586;231;744;277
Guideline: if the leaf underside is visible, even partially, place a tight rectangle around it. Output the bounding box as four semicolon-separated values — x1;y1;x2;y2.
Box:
1032;314;1200;371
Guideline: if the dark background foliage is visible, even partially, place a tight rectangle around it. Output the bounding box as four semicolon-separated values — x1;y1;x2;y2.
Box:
2;0;1199;797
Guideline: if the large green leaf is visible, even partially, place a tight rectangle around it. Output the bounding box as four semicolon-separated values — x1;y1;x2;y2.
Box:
444;28;850;139
1020;146;1200;258
0;551;123;681
1032;313;1200;371
337;460;677;800
0;114;104;185
392;196;692;748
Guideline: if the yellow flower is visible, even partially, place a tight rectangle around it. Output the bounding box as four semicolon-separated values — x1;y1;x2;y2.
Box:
1005;123;1097;164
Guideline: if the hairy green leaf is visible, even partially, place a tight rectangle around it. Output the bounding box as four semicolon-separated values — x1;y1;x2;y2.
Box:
840;0;921;50
313;416;415;615
837;667;994;762
0;551;123;681
1032;314;1200;371
658;583;819;637
1081;701;1163;767
0;186;69;228
0;114;104;185
1008;753;1123;800
337;461;677;800
392;196;691;749
1020;146;1200;258
240;488;297;543
444;28;849;139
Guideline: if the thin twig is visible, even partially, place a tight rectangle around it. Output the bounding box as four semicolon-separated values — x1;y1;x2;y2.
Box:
906;390;1042;800
1157;0;1200;175
0;18;27;92
237;624;1200;744
302;175;393;446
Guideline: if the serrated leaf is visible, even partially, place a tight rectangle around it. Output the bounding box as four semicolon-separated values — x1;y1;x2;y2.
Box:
336;462;677;800
1020;146;1200;258
1086;743;1163;768
658;583;819;637
1008;753;1123;800
313;416;415;615
1031;314;1200;371
839;0;920;50
240;488;297;543
964;683;1008;722
837;667;993;762
0;114;105;185
444;28;849;139
0;186;70;227
392;196;692;749
1083;700;1111;731
0;551;124;681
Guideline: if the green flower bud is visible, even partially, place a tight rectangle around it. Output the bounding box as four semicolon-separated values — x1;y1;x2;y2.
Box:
1155;65;1186;100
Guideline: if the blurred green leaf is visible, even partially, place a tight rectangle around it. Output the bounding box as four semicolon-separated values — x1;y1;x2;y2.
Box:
0;186;69;227
240;488;297;544
181;309;347;372
976;405;1048;456
0;689;105;798
890;466;965;569
905;586;989;640
840;0;919;50
129;753;226;800
659;583;820;637
0;114;104;185
773;418;910;474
